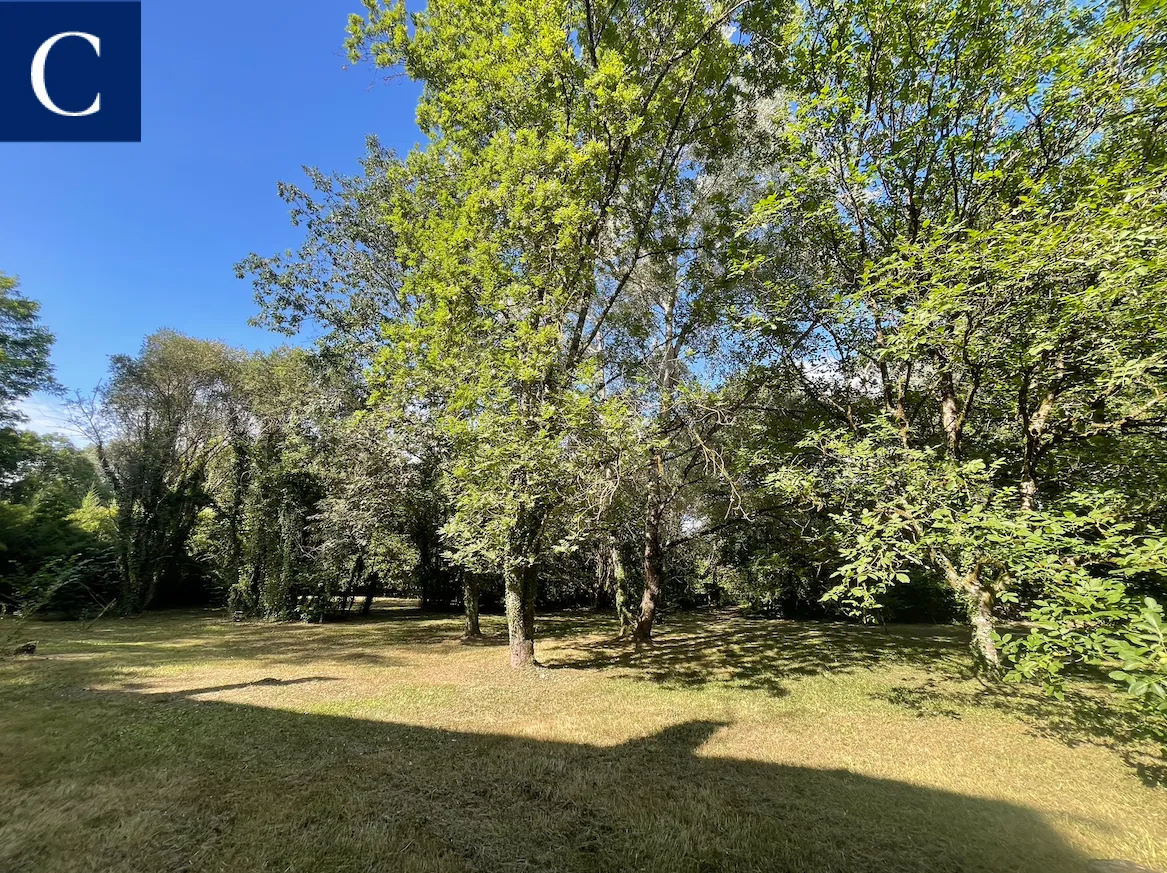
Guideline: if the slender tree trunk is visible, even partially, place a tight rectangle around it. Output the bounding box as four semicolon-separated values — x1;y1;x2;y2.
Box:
874;314;911;447
1019;399;1048;511
1019;470;1038;511
225;422;249;596
463;572;481;638
348;554;367;614
417;531;433;608
635;282;677;644
248;545;265;612
276;504;296;616
939;370;962;458
635;495;665;644
593;545;607;611
1017;358;1061;511
117;515;137;613
940;558;1000;675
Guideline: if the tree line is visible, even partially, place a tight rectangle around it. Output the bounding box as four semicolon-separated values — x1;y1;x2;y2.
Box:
2;0;1165;725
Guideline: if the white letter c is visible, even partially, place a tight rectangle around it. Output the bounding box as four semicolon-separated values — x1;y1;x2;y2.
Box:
31;32;101;117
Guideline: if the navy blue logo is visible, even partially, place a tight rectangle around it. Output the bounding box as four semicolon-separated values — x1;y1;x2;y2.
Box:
0;2;141;142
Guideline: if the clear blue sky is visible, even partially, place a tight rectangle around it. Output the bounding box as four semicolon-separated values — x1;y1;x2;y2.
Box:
1;0;421;429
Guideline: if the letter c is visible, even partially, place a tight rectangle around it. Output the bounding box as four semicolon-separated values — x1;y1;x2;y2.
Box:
31;32;101;117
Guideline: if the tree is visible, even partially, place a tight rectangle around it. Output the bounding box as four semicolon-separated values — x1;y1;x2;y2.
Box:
0;273;55;428
345;0;767;665
740;0;1167;672
238;146;460;618
74;331;240;612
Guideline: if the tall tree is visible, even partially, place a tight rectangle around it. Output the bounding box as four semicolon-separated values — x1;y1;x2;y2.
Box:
743;0;1167;668
74;331;239;613
346;0;765;665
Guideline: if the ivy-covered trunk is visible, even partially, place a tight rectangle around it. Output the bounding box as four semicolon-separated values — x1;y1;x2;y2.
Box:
224;420;250;598
115;500;142;613
463;572;481;638
609;539;635;637
359;572;378;617
348;554;367;615
504;562;537;667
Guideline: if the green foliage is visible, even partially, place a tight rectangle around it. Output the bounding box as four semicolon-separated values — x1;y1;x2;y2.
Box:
732;0;1167;696
75;331;243;612
1111;599;1167;712
0;272;56;426
0;425;108;615
341;0;768;657
0;429;105;505
1004;541;1167;727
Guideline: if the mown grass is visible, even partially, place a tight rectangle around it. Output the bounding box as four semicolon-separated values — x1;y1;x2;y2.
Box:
1;603;1164;872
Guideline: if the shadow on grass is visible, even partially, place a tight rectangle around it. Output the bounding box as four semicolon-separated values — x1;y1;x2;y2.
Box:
542;610;969;696
882;678;1167;789
34;604;463;670
23;606;1164;791
0;679;1094;873
35;606;969;694
458;634;509;647
541;611;1166;788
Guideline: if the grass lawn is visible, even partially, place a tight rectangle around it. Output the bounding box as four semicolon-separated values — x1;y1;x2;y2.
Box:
1;602;1164;872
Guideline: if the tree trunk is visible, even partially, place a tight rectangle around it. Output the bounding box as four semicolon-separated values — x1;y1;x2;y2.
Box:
247;545;265;612
635;281;677;644
593;545;607;611
1017;359;1061;511
635;490;666;644
463;572;481;638
417;531;434;608
225;424;249;595
941;559;1001;676
939;369;963;458
504;563;537;667
1019;406;1047;511
348;554;367;615
1019;471;1038;512
966;586;1001;675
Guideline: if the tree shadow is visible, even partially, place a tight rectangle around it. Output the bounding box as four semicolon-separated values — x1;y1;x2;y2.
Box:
1;681;1100;873
23;608;1164;794
544;610;969;697
880;679;1167;789
543;611;1166;788
35;608;444;670
118;676;341;699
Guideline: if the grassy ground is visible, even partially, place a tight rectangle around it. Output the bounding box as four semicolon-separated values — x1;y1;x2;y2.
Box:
1;603;1164;873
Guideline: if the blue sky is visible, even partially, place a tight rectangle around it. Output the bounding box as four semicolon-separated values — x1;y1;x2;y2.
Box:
1;0;422;433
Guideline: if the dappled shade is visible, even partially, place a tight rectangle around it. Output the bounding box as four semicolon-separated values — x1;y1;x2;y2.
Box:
547;612;970;695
